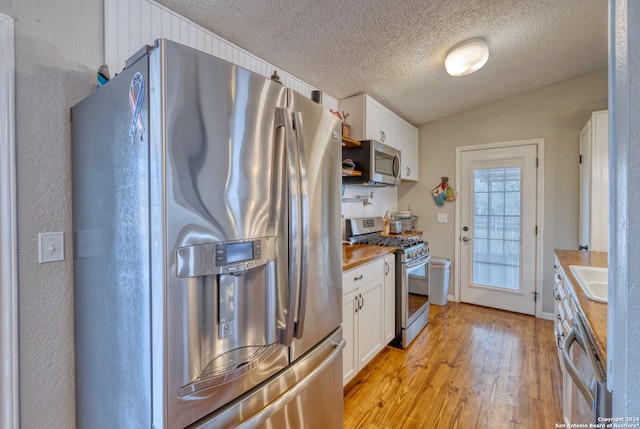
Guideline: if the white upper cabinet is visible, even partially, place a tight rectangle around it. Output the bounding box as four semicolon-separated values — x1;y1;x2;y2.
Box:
340;94;419;182
398;117;419;182
341;94;396;147
579;110;608;252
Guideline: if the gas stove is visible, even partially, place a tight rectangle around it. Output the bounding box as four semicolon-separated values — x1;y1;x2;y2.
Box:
346;217;429;262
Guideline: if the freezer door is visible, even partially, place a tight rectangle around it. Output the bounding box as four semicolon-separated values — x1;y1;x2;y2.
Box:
189;328;345;429
286;89;343;361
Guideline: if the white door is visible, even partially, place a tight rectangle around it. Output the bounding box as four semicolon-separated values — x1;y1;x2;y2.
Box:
459;143;538;315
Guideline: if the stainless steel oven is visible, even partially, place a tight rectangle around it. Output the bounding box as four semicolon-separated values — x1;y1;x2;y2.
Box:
562;312;611;425
396;245;431;348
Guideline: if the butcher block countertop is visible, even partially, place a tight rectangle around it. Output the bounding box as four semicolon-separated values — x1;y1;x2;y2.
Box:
343;243;395;271
554;249;608;363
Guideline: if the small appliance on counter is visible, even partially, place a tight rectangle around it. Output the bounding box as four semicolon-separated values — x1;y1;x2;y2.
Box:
392;205;418;232
388;220;403;234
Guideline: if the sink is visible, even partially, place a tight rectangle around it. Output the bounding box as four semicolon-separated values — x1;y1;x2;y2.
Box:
568;265;608;303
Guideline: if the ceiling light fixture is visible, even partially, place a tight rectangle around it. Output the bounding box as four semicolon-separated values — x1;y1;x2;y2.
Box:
445;38;489;77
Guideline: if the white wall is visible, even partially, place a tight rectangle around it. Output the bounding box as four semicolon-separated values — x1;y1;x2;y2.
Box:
341;185;398;238
0;0;102;427
399;68;608;314
104;0;339;112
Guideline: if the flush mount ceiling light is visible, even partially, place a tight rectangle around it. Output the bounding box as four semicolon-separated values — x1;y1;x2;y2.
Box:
445;38;489;77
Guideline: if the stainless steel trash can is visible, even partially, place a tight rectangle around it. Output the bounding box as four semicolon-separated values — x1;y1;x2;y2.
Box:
429;257;451;306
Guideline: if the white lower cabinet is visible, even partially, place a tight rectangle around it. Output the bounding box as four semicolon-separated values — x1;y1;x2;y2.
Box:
342;258;385;386
553;258;574;369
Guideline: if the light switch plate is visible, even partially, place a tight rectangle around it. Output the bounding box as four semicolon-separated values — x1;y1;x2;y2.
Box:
437;213;448;223
39;232;64;263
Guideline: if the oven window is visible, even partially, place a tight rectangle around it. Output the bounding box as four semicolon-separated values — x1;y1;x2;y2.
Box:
407;262;428;320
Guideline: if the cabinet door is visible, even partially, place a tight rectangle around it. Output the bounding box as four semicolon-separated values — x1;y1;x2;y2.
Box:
394;115;405;160
342;289;358;386
365;96;384;142
403;122;419;181
357;278;384;369
381;109;396;146
383;255;396;344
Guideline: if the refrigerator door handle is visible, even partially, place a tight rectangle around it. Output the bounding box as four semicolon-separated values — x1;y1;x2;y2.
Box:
277;106;303;347
292;110;309;340
234;338;346;429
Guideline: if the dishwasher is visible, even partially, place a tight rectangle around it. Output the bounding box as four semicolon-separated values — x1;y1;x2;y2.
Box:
562;311;611;424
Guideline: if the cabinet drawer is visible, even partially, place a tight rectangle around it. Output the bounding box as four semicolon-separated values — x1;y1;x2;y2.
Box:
342;258;384;294
562;299;574;322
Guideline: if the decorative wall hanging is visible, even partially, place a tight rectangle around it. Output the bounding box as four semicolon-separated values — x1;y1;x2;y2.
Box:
432;176;456;206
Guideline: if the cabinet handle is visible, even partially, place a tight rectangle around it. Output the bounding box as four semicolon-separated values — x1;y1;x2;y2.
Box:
555;274;562;281
359;294;364;310
406;166;411;176
385;262;389;275
553;288;561;300
354;274;363;281
354;298;358;313
556;313;562;320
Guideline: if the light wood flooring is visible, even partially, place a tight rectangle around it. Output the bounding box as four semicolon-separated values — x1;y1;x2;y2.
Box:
343;302;563;428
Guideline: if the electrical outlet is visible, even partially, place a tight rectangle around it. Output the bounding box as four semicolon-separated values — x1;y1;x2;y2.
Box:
39;232;64;263
437;213;448;223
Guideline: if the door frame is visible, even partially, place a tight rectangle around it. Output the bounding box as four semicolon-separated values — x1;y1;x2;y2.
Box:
454;138;545;318
0;13;19;429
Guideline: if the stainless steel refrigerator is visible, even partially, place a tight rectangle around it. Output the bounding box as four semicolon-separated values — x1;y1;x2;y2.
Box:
71;39;344;429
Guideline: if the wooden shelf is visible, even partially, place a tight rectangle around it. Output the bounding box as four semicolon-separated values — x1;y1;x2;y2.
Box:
342;169;362;177
342;136;361;147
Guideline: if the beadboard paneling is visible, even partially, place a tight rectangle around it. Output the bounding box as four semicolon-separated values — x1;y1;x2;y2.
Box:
104;0;338;111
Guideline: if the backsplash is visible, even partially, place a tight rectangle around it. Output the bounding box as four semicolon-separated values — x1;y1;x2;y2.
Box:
341;184;398;238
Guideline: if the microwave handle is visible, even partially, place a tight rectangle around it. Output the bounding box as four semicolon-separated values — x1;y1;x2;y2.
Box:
393;153;401;181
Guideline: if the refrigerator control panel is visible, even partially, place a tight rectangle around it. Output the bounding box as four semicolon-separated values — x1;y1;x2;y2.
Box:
176;237;275;277
215;240;261;268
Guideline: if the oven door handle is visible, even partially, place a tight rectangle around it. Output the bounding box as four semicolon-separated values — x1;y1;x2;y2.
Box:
406;255;430;269
562;325;595;405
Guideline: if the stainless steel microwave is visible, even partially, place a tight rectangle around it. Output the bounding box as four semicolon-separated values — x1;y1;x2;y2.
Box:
342;140;401;186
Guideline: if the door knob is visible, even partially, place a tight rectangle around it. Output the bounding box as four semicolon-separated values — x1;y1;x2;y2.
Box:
462;236;473;243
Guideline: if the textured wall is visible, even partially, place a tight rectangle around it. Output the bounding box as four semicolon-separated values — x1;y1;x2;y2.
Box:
0;0;102;427
398;68;608;315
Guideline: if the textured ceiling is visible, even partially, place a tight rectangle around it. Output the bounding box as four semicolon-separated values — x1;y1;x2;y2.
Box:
154;0;608;126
